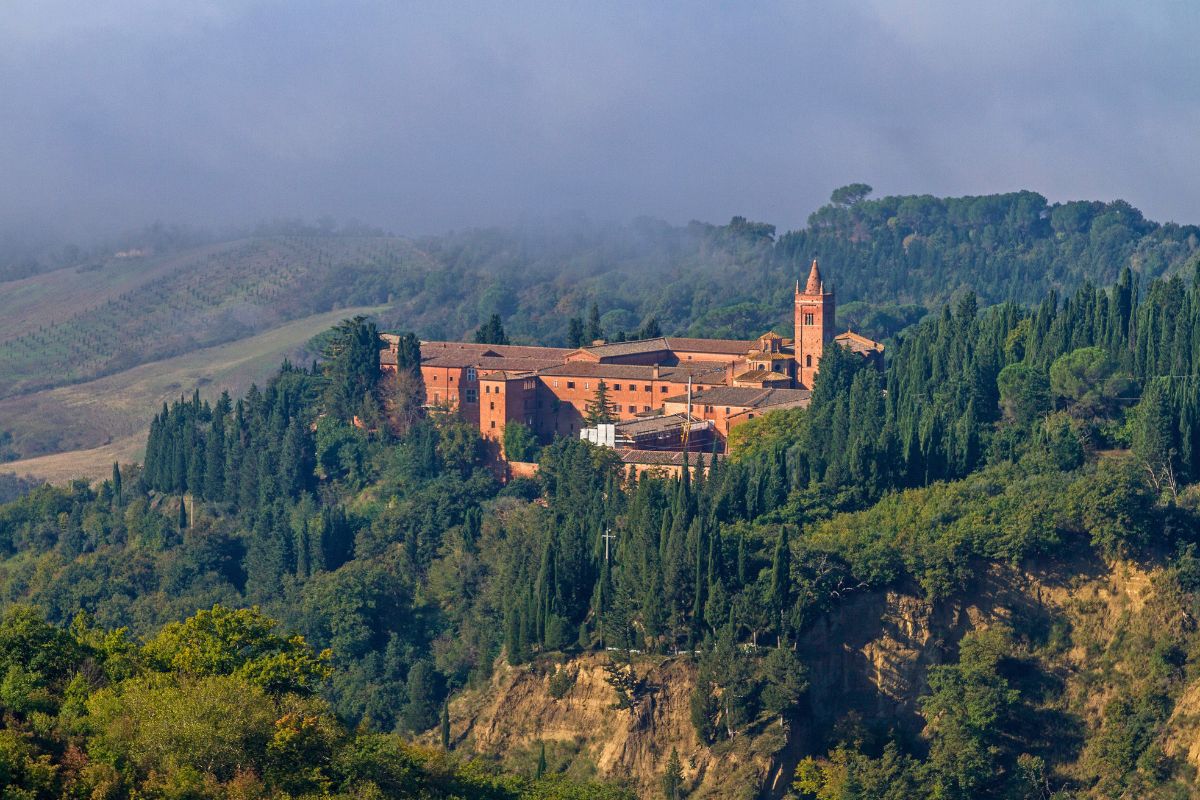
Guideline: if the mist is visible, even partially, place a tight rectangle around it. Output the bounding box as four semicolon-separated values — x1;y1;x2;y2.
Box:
3;1;1199;243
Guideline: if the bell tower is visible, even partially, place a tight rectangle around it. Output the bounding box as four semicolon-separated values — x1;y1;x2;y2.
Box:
794;259;835;389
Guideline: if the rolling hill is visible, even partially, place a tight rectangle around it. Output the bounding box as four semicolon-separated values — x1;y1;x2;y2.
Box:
0;235;433;399
0;306;386;479
4;189;1199;473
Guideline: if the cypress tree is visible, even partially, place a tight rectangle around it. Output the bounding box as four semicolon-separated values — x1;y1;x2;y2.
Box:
585;302;603;343
769;526;791;642
440;699;451;749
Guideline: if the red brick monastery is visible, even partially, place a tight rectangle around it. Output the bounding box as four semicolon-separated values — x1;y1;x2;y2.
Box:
381;260;882;456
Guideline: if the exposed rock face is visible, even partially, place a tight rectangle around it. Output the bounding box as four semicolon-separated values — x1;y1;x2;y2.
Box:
453;653;772;799
449;559;1177;798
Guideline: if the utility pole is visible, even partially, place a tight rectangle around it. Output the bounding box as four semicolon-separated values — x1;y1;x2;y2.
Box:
681;375;693;450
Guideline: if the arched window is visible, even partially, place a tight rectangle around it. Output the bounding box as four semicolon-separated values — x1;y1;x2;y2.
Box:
805;355;812;367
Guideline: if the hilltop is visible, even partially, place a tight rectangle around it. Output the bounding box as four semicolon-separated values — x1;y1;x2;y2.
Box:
3;189;1199;468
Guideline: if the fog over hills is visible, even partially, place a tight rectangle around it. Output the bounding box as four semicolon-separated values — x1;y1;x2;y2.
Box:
2;1;1199;248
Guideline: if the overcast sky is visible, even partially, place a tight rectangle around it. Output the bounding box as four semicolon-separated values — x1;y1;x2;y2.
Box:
3;1;1198;240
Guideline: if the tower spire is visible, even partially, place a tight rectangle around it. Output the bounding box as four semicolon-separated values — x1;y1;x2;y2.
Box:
804;258;823;294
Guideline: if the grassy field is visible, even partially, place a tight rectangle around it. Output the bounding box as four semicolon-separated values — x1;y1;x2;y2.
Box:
0;435;147;486
0;305;386;476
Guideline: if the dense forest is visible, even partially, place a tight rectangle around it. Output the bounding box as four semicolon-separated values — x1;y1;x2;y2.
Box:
397;187;1200;346
5;192;1200;797
4;259;1200;795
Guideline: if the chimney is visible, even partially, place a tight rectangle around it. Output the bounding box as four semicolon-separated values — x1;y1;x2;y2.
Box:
652;364;661;380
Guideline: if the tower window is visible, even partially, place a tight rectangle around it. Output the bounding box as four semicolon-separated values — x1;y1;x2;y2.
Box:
806;355;812;367
803;313;815;326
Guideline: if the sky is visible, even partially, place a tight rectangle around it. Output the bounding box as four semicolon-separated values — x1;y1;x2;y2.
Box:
2;1;1199;241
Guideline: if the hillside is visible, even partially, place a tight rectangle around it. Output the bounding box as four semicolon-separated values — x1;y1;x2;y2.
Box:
440;554;1191;799
4;190;1198;466
1;259;1200;797
0;235;432;401
0;305;385;468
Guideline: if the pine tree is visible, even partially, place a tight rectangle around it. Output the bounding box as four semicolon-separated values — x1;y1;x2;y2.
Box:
639;316;662;340
536;741;548;779
322;316;382;421
474;314;510;346
567;317;585;348
662;747;684;799
584;381;617;425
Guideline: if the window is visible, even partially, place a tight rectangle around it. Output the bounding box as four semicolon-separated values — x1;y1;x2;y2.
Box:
464;389;478;403
553;380;559;388
584;382;590;390
466;367;477;381
567;381;575;389
489;401;495;410
643;406;651;412
434;392;440;402
804;313;815;326
660;385;668;392
449;375;455;382
613;383;621;391
748;413;755;419
725;407;731;414
628;405;636;413
806;354;812;367
490;421;496;428
644;384;651;392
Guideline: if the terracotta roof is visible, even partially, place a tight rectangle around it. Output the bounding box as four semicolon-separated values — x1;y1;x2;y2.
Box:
732;369;793;385
616;449;722;467
833;330;884;355
421;353;565;371
420;341;571;360
478;370;539;381
663;386;811;409
665;337;756;355
746;351;794;361
537;362;729;382
574;338;673;359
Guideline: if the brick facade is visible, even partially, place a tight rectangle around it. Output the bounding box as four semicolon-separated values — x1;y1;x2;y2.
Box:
381;261;880;454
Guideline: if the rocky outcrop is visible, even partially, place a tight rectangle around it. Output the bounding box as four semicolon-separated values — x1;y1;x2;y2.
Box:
451;653;771;799
448;558;1174;798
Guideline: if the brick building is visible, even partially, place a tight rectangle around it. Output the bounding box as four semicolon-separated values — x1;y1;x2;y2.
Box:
380;259;882;455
